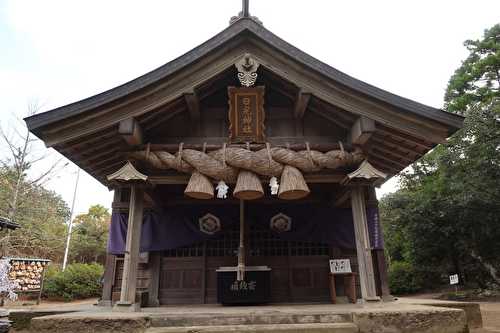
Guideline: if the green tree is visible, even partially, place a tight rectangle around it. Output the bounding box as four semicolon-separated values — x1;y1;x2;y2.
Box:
0;166;70;261
1;103;68;259
69;205;110;264
381;24;500;292
445;24;500;114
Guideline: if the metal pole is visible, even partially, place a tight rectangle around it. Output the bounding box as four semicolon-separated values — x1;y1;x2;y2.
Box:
242;0;250;17
62;168;80;271
237;199;245;281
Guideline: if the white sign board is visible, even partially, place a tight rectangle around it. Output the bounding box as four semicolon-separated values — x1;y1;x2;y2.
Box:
449;274;459;285
329;259;352;274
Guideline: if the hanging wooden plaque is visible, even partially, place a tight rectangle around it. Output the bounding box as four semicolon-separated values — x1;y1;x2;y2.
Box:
228;86;265;143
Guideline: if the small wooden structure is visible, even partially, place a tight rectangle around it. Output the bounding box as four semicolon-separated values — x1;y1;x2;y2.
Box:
6;257;50;305
24;3;463;311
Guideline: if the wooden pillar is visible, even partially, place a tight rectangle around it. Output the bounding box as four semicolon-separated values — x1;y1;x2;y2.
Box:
115;185;144;311
147;252;161;307
99;188;121;307
99;254;116;306
350;186;379;301
367;187;392;299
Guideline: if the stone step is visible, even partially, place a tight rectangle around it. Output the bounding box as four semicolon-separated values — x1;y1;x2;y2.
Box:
150;312;353;327
146;322;359;333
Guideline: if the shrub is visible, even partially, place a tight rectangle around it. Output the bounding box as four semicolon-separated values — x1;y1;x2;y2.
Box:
388;261;422;295
43;263;104;301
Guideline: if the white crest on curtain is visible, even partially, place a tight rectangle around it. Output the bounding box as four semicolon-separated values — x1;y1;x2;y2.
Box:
199;213;221;235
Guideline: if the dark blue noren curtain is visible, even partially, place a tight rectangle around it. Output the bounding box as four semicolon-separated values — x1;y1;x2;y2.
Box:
107;204;384;254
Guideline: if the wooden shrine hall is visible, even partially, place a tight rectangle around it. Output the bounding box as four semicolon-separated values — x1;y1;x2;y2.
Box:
25;2;463;311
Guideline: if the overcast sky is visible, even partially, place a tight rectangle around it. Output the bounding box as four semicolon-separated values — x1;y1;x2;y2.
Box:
1;0;499;216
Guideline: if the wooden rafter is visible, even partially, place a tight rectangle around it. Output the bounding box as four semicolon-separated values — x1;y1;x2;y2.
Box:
70;140;123;160
145;108;187;133
377;125;434;150
367;142;416;164
58;128;117;150
370;135;423;157
80;153;124;170
371;151;408;169
308;106;351;129
184;91;201;135
313;98;358;124
368;151;407;169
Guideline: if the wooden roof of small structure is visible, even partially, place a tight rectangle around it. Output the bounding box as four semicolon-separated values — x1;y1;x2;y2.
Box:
24;17;463;185
0;217;20;231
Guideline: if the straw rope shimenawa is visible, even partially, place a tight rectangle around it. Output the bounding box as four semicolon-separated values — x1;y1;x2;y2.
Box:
130;143;364;200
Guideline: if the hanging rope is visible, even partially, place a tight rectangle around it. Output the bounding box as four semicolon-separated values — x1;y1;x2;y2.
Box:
130;143;364;182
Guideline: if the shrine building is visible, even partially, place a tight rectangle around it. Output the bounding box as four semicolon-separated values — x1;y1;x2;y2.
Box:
24;4;463;310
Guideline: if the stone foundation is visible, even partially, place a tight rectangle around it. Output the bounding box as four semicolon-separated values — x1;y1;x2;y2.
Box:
26;302;473;333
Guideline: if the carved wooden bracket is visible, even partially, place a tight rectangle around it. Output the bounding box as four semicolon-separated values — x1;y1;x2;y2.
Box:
349;117;375;146
119;118;143;146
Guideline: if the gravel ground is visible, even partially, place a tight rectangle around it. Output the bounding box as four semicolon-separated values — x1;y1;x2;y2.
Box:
472;303;500;333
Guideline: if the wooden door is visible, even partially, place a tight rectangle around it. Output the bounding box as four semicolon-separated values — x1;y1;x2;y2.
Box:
159;244;204;305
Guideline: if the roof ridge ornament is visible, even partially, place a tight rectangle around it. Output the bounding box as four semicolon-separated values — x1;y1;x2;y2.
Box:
230;0;263;25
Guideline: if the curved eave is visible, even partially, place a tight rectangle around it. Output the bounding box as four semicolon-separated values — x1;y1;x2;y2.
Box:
24;18;463;136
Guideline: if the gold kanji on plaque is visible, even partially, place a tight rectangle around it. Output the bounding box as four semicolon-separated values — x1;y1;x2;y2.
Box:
228;86;265;143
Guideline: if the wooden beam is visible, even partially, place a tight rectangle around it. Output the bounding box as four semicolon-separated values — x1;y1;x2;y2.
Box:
147;172;346;185
184;92;201;135
294;90;311;119
129;140;353;153
119;118;143;146
332;187;351;207
350;117;375;145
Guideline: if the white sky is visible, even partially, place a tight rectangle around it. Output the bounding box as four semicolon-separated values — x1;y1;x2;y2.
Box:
1;0;499;215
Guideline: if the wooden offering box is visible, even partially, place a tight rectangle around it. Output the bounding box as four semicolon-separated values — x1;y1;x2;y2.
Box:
216;266;271;305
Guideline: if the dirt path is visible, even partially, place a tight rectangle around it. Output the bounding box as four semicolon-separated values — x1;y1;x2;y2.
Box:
472;303;500;333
